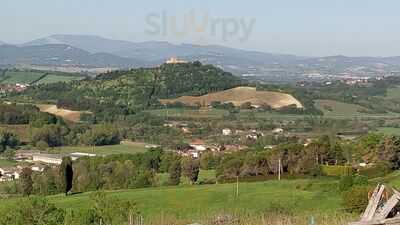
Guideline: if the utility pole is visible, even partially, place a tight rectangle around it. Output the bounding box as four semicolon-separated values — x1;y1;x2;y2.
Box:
236;175;239;198
278;158;281;181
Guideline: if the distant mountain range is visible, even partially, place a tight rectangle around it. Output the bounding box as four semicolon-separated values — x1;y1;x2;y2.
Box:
3;34;400;77
21;34;303;65
0;44;145;68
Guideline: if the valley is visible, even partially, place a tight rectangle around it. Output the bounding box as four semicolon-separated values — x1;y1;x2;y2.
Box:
1;59;400;225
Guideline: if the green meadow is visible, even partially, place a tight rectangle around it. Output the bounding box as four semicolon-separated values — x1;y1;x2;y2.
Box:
48;142;148;155
0;178;343;219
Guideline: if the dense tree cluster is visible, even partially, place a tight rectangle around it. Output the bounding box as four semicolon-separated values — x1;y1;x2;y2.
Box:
0;103;61;125
216;134;400;181
30;123;122;148
0;129;20;153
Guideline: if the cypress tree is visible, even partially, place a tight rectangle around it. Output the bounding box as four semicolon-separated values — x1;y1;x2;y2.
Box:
59;156;73;196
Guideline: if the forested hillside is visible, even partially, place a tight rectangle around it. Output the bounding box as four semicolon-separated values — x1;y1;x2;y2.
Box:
17;62;245;119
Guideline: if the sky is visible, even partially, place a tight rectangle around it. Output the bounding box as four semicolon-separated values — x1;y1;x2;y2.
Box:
1;0;400;57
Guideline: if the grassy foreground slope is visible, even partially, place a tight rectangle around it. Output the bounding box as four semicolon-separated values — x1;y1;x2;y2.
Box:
0;179;342;219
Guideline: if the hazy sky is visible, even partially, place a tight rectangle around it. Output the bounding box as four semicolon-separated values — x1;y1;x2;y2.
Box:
2;0;400;57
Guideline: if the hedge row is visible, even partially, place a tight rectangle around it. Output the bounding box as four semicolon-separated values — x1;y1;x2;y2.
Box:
321;165;354;177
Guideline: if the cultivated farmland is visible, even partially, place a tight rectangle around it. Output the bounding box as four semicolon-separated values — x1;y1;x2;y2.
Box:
36;104;86;122
160;87;303;109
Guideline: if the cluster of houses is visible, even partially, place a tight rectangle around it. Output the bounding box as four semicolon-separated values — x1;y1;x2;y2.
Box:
0;83;29;94
176;127;285;159
0;151;96;182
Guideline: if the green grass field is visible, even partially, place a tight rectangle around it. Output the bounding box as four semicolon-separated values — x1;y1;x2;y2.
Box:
48;142;148;155
7;171;400;223
0;71;85;85
1;71;45;84
0;159;17;167
314;99;400;119
377;127;400;135
0;178;342;220
385;86;400;99
148;108;308;120
34;74;83;84
149;107;399;121
148;108;229;119
315;100;367;118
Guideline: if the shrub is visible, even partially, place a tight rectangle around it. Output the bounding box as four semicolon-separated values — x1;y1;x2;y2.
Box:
198;178;216;185
359;163;392;178
321;165;353;177
339;175;369;192
309;165;323;177
342;186;371;213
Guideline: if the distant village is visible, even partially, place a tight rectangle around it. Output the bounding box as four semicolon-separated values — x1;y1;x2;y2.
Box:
0;151;97;182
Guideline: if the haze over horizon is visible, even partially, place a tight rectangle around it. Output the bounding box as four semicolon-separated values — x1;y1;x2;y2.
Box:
2;0;400;57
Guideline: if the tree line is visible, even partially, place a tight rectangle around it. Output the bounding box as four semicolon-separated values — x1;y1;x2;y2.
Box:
6;133;399;197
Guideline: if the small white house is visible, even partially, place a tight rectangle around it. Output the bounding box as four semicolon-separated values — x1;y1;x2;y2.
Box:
222;128;232;136
0;167;22;182
31;164;46;172
246;134;256;140
70;152;97;160
190;139;207;151
32;154;63;165
272;128;284;134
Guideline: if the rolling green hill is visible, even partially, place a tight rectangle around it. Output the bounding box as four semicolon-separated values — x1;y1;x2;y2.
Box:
19;62;245;116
